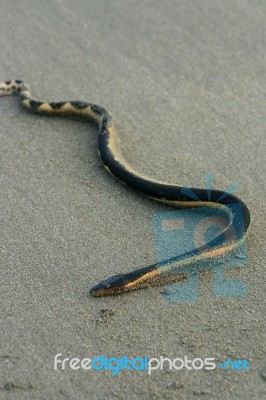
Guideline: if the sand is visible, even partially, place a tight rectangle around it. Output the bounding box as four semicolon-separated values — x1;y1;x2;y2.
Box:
0;0;265;399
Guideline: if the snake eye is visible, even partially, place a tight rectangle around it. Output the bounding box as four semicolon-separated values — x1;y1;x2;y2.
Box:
101;274;127;288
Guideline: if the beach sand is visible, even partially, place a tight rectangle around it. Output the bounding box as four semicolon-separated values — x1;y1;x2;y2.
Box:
0;1;265;398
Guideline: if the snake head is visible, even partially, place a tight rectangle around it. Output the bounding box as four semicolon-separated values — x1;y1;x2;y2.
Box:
90;274;127;297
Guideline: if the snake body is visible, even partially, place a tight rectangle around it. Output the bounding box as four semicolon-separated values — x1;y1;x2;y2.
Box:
0;80;251;297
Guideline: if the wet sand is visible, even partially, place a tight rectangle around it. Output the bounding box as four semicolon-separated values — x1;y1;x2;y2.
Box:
0;1;265;398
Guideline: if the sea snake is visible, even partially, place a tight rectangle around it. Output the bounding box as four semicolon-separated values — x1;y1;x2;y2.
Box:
0;80;251;297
